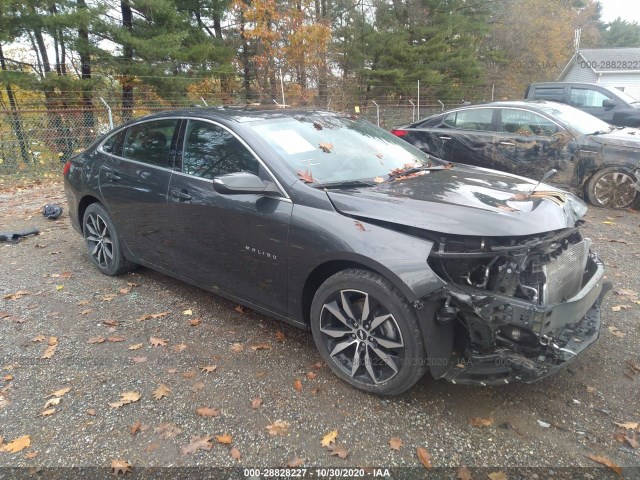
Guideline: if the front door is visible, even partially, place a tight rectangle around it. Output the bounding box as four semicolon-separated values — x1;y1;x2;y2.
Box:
165;119;292;315
569;87;616;123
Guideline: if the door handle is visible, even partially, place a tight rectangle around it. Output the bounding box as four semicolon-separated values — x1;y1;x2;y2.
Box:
439;136;452;140
170;188;192;201
499;141;515;146
104;171;121;181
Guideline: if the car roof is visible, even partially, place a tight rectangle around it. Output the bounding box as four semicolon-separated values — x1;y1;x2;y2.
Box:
423;100;566;117
131;107;339;124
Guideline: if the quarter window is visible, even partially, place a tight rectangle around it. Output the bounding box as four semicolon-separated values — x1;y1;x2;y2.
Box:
500;110;559;136
443;109;494;131
122;119;179;168
102;130;125;156
570;88;610;108
182;120;259;179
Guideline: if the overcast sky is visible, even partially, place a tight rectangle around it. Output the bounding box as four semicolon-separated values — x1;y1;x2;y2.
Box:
598;0;640;24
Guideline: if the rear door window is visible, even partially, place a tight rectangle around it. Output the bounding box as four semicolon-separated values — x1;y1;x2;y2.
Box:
122;119;180;168
443;109;494;131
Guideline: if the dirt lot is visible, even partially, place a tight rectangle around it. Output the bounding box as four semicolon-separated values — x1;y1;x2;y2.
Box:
1;181;639;478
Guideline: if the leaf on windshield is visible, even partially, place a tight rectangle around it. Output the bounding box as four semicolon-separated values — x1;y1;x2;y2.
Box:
443;162;453;169
373;177;384;183
313;122;323;130
319;143;333;153
376;153;383;159
297;169;315;183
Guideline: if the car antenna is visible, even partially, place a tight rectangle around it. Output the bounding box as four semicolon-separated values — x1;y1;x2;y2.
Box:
531;168;557;194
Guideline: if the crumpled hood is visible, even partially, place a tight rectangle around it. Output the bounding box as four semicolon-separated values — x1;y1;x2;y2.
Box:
326;165;587;237
592;127;640;150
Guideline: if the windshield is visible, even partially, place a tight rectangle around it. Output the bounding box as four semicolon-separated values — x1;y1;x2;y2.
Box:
536;102;612;135
604;86;639;104
248;113;442;184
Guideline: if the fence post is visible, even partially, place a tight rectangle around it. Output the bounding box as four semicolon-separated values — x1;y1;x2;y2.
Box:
438;100;444;112
99;97;113;129
409;100;416;123
372;100;380;127
201;97;208;106
417;80;420;121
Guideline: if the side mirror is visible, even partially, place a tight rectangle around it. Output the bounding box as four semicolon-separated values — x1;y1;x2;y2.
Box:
602;99;616;110
213;172;281;196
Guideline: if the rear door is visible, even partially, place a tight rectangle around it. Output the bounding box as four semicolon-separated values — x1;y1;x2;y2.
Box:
165;119;293;315
98;118;180;268
441;108;498;168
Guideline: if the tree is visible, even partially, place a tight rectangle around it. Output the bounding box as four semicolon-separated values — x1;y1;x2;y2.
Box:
601;18;640;47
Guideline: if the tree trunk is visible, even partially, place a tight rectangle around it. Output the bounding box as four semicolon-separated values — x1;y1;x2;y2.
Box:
121;0;134;122
0;44;32;166
239;9;252;103
77;0;94;144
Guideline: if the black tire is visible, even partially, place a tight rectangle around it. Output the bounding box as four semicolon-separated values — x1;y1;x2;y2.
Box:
310;269;428;395
82;203;136;276
586;167;639;209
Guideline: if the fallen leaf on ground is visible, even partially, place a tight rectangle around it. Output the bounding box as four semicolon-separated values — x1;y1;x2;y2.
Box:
215;433;232;444
182;309;192;316
266;420;290;436
32;335;46;343
154;423;182;439
79;309;93;315
287;457;304;467
250;343;271;351
3;291;30;300
252;397;263;409
42;337;58;358
189;318;201;326
488;472;507;480
103;319;119;326
109;391;141;408
586;453;622;475
48;387;71;398
0;435;30;453
110;459;132;475
150;337;167;347
469;417;494;427
101;294;117;302
305;371;317;380
624;434;639;449
234;305;245;314
180;436;213;455
24;451;38;459
275;331;286;342
191;381;205;392
173;343;188;352
107;336;125;343
138;312;169;321
87;408;96;416
330;445;348;459
230;343;244;353
119;287;131;295
39;408;56;417
201;365;217;373
230;447;241;460
196;407;220;418
182;371;196;379
321;430;338;447
44;397;61;408
3;375;12;381
88;336;105;344
456;466;472;480
153;384;170;400
586;385;596;393
293;379;302;392
389;437;403;450
128;343;143;350
608;326;625;337
130;356;147;364
614;421;639;429
416;447;432;469
130;421;141;436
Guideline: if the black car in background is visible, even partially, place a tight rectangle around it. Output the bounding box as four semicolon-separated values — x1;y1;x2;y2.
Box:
392;100;640;209
64;108;609;394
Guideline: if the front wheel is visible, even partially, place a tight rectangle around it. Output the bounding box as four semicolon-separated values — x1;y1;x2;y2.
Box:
82;203;136;276
310;269;428;395
586;167;639;209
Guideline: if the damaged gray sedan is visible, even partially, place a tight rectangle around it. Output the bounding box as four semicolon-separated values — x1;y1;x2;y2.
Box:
65;109;610;394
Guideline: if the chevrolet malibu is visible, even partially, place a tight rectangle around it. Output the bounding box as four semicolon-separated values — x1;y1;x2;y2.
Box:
64;108;611;394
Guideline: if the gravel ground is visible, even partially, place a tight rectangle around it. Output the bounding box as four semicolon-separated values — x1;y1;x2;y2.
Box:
0;181;639;478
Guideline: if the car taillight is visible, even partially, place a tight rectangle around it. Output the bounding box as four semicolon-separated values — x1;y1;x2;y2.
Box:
391;129;409;137
63;160;71;176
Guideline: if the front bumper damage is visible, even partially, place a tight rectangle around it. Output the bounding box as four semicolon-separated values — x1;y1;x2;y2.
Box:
420;254;611;386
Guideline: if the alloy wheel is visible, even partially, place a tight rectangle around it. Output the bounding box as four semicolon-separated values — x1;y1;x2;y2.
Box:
593;171;637;208
84;213;114;269
319;289;405;385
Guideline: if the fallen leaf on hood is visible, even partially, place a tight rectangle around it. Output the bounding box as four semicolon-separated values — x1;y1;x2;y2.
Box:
275;330;286;342
321;430;338;447
128;343;143;350
196;406;220;418
389;437;403;450
180;436;213;455
215;433;232;445
586;453;622;475
110;459;132;475
154;423;182;439
252;397;263;409
319;142;333;153
150;337;167;347
230;447;241;460
138;312;169;321
201;365;217;373
250;343;271;351
266;420;290;436
48;387;71;398
153;384;170;400
313;121;323;130
293;379;302;391
330;445;348;459
287;457;305;467
469;417;494;427
88;336;105;344
456;466;472;480
354;221;366;232
296;169;315;183
373;176;384;183
0;435;30;453
230;343;244;353
416;447;432;469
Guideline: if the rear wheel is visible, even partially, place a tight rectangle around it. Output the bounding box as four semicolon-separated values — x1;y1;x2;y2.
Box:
587;167;639;209
310;269;428;395
82;203;135;276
